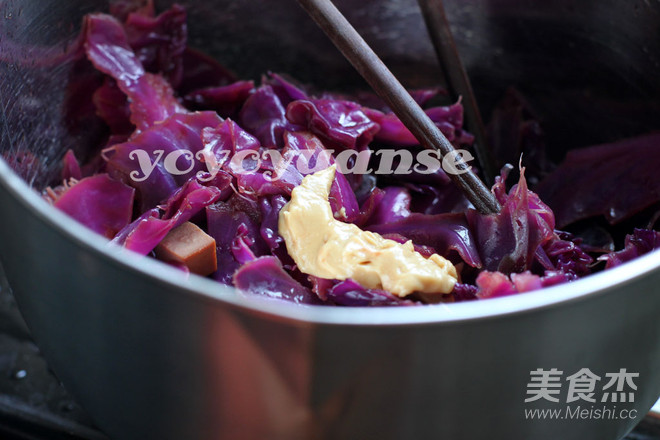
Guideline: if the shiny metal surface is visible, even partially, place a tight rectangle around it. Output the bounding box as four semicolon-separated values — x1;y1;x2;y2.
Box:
1;0;660;439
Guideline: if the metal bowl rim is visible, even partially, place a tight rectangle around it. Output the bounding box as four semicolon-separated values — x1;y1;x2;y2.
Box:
1;156;657;326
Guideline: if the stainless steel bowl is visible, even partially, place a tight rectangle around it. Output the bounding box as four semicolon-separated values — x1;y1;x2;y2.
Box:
1;1;660;439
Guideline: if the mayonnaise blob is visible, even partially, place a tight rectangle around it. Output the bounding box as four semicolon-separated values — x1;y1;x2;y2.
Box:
278;165;458;297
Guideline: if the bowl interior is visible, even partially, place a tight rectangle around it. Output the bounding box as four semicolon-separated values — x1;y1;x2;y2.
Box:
1;0;660;320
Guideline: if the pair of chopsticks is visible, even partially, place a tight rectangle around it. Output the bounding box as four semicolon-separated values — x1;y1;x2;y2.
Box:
296;0;500;215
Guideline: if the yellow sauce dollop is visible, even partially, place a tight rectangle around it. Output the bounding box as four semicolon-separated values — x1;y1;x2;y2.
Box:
278;166;457;297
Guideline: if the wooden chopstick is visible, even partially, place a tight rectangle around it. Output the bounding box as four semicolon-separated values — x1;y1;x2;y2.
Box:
295;0;501;215
417;0;497;185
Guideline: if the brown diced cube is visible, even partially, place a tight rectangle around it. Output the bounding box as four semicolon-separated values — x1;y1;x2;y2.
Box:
415;291;453;304
155;222;217;276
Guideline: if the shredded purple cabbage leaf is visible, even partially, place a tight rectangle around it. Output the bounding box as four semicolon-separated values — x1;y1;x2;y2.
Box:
536;132;660;228
599;229;660;269
50;174;135;239
45;3;660;306
111;178;223;255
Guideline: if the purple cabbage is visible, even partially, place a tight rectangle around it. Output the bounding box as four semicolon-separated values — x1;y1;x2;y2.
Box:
476;270;572;299
599;229;660;269
203;118;261;156
83;13;185;131
52;174;135;239
201;119;291;197
123;4;187;88
369;212;482;268
486;88;549;187
355;186;385;227
239;85;302;148
230;131;361;223
178;47;238;95
378;233;438;259
451;283;479;302
104;111;222;212
207;195;270;284
325;279;414;307
109;0;154;22
93;78;134;138
266;73;309;105
283;132;360;222
406;181;471;216
364;101;474;147
467;167;555;274
259;195;295;267
286;99;380;151
200;118;263;194
537;132;660;228
112;178;223;254
232;224;260;265
365;186;412;226
233;256;321;305
538;231;593;279
111;208;171;255
61;150;82;181
80;150;108;178
408;89;446;107
184;81;255;118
